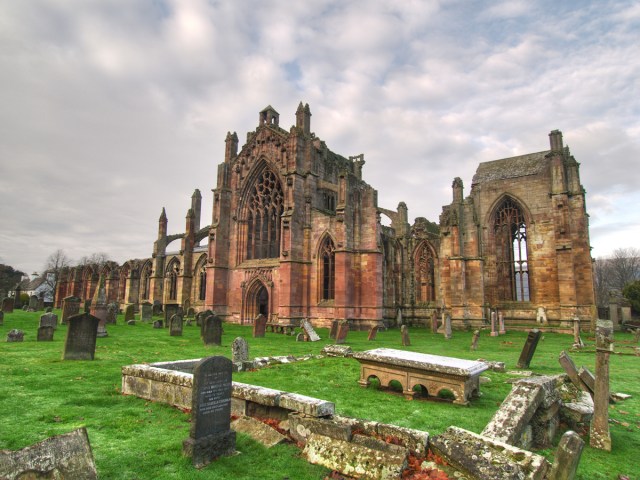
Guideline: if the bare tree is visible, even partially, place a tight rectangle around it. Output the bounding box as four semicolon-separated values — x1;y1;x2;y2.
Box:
77;252;111;269
608;247;640;292
42;249;71;304
593;257;611;306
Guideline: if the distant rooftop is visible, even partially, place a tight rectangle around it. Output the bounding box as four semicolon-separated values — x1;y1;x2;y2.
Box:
472;150;549;186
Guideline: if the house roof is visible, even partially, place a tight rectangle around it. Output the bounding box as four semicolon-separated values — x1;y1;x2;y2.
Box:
471;150;550;186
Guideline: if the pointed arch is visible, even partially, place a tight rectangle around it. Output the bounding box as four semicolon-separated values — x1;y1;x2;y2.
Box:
140;260;152;300
243;277;270;323
491;195;530;302
165;258;180;301
193;253;207;301
239;160;285;261
317;233;336;301
414;241;437;303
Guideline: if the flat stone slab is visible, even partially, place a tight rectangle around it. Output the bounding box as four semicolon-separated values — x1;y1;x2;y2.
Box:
279;392;335;417
231;416;287;447
353;348;489;377
303;433;408;480
430;426;549;480
0;428;98;480
322;345;353;357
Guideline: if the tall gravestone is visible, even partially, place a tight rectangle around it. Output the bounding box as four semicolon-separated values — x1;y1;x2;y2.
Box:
170;314;184;336
470;330;480;351
199;310;214;336
490;311;498;337
13;286;22;309
37;297;45;311
61;296;81;325
335;320;349;344
139;302;151;322
252;314;266;338
430;311;439;333
300;318;320;342
38;325;54;342
401;325;411;346
28;295;38;311
63;313;100;360
164;304;179;328
444;313;452;340
40;312;58;330
590;319;613;451
203;315;222;346
124;304;135;323
152;300;163;316
182;356;236;468
516;329;542;369
232;337;248;363
367;325;378;341
329;320;339;340
2;297;14;313
498;312;506;335
106;303;118;324
90;276;108;338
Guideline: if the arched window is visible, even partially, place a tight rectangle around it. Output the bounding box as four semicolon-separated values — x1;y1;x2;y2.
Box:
141;263;151;300
319;237;335;300
198;265;206;301
415;242;435;303
245;168;284;260
494;198;530;301
167;262;179;301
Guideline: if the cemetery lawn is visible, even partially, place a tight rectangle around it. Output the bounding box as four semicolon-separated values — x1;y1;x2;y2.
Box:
0;311;638;480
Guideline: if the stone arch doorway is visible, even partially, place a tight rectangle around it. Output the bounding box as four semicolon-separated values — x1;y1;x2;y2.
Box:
244;280;269;323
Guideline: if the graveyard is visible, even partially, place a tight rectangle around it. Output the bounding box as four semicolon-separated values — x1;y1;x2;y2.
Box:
1;308;639;479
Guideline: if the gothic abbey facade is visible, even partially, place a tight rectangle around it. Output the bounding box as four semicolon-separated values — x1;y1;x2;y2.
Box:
55;104;596;330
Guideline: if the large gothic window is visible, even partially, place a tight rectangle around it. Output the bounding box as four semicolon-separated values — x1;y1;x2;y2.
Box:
167;262;179;301
320;237;335;301
494;198;530;301
198;265;206;301
141;263;151;300
245;169;284;260
415;242;435;303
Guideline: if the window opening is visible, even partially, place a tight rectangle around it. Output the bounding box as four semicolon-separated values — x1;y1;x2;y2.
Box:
320;237;335;300
245;169;284;260
494;198;530;301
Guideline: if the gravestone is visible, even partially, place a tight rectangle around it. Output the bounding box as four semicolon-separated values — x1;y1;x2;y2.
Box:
253;314;267;338
329;320;339;340
124;304;135;323
127;319;135;326
572;316;584;348
83;299;91;313
186;307;196;318
296;332;305;342
29;295;38;311
90;276;108;338
558;351;589;393
396;308;403;326
444;313;452;340
106;302;118;324
63;313;99;360
40;312;58;330
203;314;222;346
0;311;3;326
547;431;584;480
498;312;506;335
232;337;248;363
2;297;14;313
152;300;163;316
401;325;410;346
45;306;52;313
536;306;547;325
490;311;498;337
300;318;320;342
516;329;542;369
23;305;28;311
367;325;378;341
199;310;214;336
61;296;81;325
7;329;24;342
335;320;349;344
470;330;480;351
140;302;152;322
38;325;54;342
590;319;613;451
182;356;236;467
164;303;179;328
430;311;439;333
170;314;184;336
37;297;45;311
153;320;163;329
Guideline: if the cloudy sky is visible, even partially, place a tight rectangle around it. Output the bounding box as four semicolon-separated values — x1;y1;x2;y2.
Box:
1;0;638;276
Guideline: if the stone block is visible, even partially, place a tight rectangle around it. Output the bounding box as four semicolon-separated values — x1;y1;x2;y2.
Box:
289;413;353;444
232;382;281;407
321;345;353;357
279;392;335;417
231;416;287;448
376;424;429;456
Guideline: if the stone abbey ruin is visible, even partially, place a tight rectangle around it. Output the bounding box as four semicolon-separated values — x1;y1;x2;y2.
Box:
53;103;596;332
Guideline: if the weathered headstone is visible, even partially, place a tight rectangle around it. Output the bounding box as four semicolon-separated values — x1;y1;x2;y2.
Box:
63;313;99;360
471;330;480;351
0;310;3;326
547;430;584;480
203;314;222;346
90;276;108;338
572;316;584;348
516;329;542;369
153;320;163;329
124;304;135;323
2;297;14;313
401;325;410;346
152;300;163;316
0;427;98;480
170;314;183;336
37;298;45;311
536;306;547;325
37;325;55;342
296;332;305;342
182;356;236;467
45;306;52;313
164;303;179;328
61;296;81;325
252;313;267;338
498;312;506;335
430;311;439;333
396;308;403;326
300;318;320;342
232;337;248;363
199;310;214;336
7;329;24;342
444;313;452;340
140;302;152;322
558;351;589;393
186;307;196;318
490;311;498;337
39;312;58;330
590;319;613;451
335;320;349;344
329;319;339;339
28;295;38;311
367;325;378;341
106;302;118;324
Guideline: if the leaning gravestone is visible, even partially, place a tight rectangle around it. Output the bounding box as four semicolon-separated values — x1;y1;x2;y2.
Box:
90;276;108;338
335;320;349;344
329;320;339;340
300;318;321;342
39;312;58;330
170;314;184;336
203;315;222;346
253;314;267;338
367;325;378;341
401;325;411;346
61;296;81;325
124;304;135;323
0;427;98;479
63;313;99;360
182;356;236;468
106;303;118;324
470;330;480;351
232;337;249;363
2;297;14;313
516;329;542;369
7;329;24;342
37;326;54;342
140;302;152;322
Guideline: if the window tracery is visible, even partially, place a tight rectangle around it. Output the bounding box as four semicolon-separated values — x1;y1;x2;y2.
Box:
320;237;335;301
246;169;284;260
415;242;435;303
494;198;530;301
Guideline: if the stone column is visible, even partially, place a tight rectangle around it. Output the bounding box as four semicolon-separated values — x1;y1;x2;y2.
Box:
498;312;506;335
590;319;613;451
490;311;498;337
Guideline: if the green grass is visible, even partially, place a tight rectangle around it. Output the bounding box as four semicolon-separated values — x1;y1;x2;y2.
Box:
1;310;639;479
